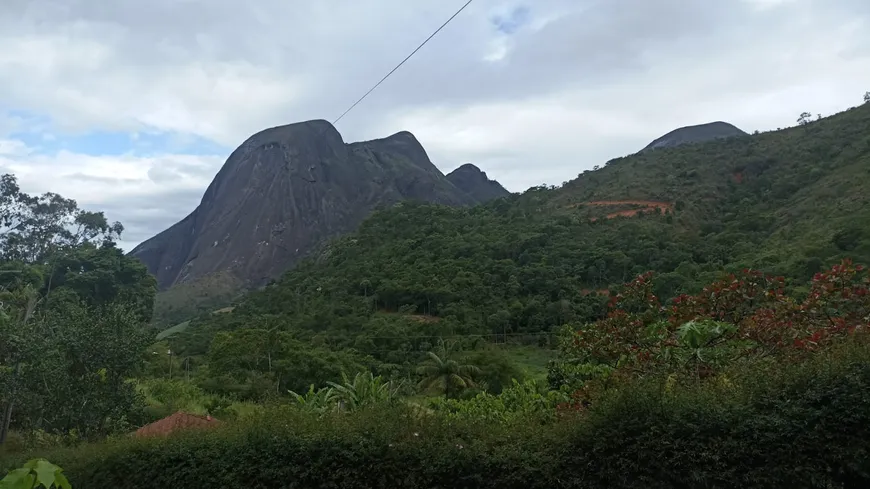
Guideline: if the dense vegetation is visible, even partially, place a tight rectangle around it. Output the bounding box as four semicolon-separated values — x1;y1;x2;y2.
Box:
7;302;870;487
154;103;870;400
0;174;157;446
3;99;870;487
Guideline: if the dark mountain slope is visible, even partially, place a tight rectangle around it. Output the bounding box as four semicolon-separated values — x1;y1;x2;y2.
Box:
642;121;747;151
446;163;511;202
170;104;870;355
131;120;501;291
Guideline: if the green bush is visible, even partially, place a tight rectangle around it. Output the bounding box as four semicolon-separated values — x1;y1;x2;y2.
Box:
5;347;870;489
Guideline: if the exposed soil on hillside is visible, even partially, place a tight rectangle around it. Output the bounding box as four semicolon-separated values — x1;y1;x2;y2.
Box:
571;200;673;222
584;200;673;210
581;289;611;297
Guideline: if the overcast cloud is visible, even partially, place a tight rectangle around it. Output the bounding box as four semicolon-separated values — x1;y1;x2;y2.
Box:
1;0;868;250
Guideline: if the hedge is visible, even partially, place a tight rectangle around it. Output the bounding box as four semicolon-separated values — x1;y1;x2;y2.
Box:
5;350;870;489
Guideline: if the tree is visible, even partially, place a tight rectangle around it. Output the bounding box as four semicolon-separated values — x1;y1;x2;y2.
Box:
461;347;529;394
864;91;870;103
0;173;154;441
0;174;122;264
0;285;40;445
42;244;156;322
9;301;151;439
416;339;480;398
0;173;152;318
797;112;813;126
551;260;870;398
205;328;372;397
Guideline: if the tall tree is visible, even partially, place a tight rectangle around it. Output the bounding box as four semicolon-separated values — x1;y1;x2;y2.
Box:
797;111;813;126
0;172;155;442
0;174;123;264
42;244;156;322
0;173;155;318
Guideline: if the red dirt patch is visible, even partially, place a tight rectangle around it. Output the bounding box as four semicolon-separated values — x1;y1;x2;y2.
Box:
732;172;744;184
569;200;673;222
585;200;673;211
134;411;220;438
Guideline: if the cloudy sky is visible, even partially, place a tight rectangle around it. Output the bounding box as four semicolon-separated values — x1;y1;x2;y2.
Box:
0;0;868;250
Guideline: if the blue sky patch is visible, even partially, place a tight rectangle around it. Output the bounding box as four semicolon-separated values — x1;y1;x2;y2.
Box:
2;108;228;157
491;5;531;35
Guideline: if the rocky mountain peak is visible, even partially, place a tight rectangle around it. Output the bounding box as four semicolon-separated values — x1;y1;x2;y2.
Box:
130;123;506;290
446;163;510;202
643;121;747;152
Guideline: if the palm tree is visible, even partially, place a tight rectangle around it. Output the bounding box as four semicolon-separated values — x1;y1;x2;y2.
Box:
416;339;480;398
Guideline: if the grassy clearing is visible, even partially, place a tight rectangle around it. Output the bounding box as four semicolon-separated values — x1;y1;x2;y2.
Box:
501;345;556;382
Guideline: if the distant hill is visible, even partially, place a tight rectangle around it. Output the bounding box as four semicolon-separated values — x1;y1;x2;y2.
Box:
172;104;870;355
130;120;507;293
446;163;511;202
642;121;747;151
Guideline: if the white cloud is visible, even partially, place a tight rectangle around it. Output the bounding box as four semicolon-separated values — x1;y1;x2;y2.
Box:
0;139;30;157
0;142;224;247
0;0;868;250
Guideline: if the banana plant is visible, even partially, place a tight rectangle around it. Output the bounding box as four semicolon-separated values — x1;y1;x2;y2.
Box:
287;384;337;415
326;372;402;410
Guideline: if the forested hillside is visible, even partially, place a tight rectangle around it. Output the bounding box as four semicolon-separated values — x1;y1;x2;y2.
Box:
166;104;870;378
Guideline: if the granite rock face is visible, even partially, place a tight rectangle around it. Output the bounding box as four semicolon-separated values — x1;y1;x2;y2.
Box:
130;120;503;290
446;163;510;202
643;121;747;151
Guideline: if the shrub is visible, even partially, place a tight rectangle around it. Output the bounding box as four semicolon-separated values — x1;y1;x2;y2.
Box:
4;343;869;488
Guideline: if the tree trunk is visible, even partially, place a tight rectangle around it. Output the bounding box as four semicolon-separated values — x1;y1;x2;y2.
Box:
0;401;13;445
0;362;22;445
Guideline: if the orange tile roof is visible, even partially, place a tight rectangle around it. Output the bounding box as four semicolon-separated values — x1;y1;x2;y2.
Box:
134;411;221;438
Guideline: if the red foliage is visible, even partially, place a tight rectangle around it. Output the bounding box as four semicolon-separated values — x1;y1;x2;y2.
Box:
555;389;589;418
568;260;870;373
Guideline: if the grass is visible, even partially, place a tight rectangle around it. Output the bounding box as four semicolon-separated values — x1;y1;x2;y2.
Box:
502;345;556;382
155;320;191;340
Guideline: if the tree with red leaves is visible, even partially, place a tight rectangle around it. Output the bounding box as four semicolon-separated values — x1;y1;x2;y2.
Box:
552;260;870;399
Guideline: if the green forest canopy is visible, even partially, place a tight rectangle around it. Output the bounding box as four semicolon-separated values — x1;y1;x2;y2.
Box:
148;103;870;398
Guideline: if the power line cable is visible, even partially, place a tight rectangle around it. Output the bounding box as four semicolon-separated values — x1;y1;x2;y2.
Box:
331;0;475;125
